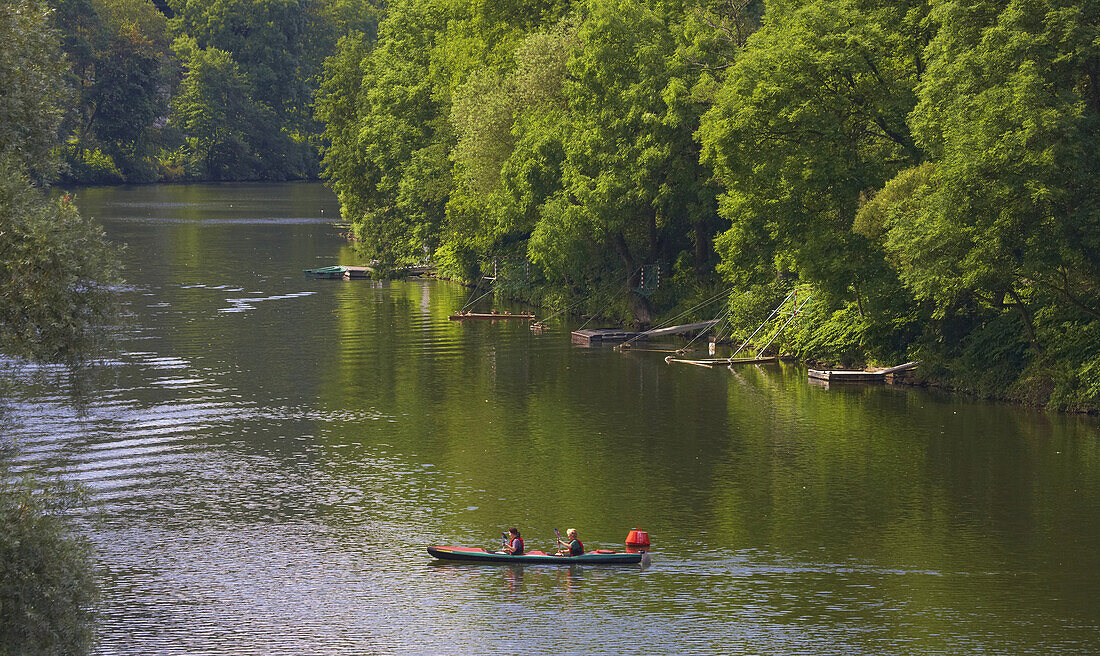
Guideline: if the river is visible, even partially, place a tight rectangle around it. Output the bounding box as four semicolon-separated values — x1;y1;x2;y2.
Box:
3;182;1099;655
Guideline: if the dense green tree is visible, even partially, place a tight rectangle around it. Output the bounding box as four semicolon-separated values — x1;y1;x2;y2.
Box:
171;40;271;179
1;0;72;180
699;0;928;299
166;0;376;180
0;158;122;360
169;0;311;121
530;0;726;322
696;0;931;363
90;24;170;179
1;5;113;653
1;0;121;360
441;17;575;273
882;0;1100;403
900;0;1100;329
50;0;173;183
318;0;452;262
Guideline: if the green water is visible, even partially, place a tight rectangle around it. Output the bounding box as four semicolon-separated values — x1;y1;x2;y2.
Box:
4;182;1098;654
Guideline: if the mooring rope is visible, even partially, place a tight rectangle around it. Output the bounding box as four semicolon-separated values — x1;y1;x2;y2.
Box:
537;275;626;327
576;271;640;331
727;289;798;361
621;286;734;348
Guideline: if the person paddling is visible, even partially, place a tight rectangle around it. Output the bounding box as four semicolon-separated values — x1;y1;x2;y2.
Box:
556;528;583;556
504;527;524;555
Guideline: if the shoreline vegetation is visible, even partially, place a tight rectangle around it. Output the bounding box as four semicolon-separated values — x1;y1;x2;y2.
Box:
431;270;1098;415
12;0;1100;415
314;0;1100;414
49;0;380;186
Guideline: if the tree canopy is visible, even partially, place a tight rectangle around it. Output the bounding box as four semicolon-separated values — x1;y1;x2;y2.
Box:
315;0;1100;408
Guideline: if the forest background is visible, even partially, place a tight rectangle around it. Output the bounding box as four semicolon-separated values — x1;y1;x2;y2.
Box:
14;0;1100;415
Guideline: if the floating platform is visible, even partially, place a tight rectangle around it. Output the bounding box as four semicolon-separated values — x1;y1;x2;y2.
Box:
449;312;536;321
808;361;919;383
572;320;720;347
808;370;885;382
572;328;638;345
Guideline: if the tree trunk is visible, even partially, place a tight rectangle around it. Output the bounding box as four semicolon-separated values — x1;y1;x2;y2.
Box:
1005;288;1043;357
693;220;710;273
611;231;654;326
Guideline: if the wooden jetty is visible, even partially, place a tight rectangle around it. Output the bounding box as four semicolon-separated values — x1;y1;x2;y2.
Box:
665;356;779;368
449;311;536;321
571;320;720;346
808;361;920;383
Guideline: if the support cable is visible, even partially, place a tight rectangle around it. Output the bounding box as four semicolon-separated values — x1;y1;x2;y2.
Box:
621;286;735;348
756;294;813;355
727;290;797;361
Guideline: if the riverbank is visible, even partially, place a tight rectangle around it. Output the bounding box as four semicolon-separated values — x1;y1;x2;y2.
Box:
444;273;1099;415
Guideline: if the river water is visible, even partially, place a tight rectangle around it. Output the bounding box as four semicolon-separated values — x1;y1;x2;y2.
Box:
3;182;1099;655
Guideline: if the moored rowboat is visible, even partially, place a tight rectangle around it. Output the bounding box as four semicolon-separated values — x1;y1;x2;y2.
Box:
303;265;347;279
427;545;642;565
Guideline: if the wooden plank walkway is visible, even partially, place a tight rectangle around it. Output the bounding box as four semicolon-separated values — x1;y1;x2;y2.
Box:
572;328;637;345
640;320;721;339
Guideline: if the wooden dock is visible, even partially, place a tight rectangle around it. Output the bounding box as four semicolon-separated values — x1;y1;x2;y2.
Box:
571;320;719;346
572;328;637;345
449;311;536;321
808;361;919;383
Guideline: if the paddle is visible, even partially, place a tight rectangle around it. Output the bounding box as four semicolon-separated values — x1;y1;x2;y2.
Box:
554;528;565;555
501;531;508;553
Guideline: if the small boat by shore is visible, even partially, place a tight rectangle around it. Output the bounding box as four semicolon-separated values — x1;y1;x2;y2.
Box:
303;265;349;279
427;545;643;565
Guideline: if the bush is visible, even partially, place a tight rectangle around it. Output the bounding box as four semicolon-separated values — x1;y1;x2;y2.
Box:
60;145;125;186
0;447;98;656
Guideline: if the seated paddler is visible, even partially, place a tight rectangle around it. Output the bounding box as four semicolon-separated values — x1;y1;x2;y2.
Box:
556;528;583;556
504;527;524;555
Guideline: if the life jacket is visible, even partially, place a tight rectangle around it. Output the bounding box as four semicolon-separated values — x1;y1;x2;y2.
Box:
570;539;583;556
510;536;524;555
